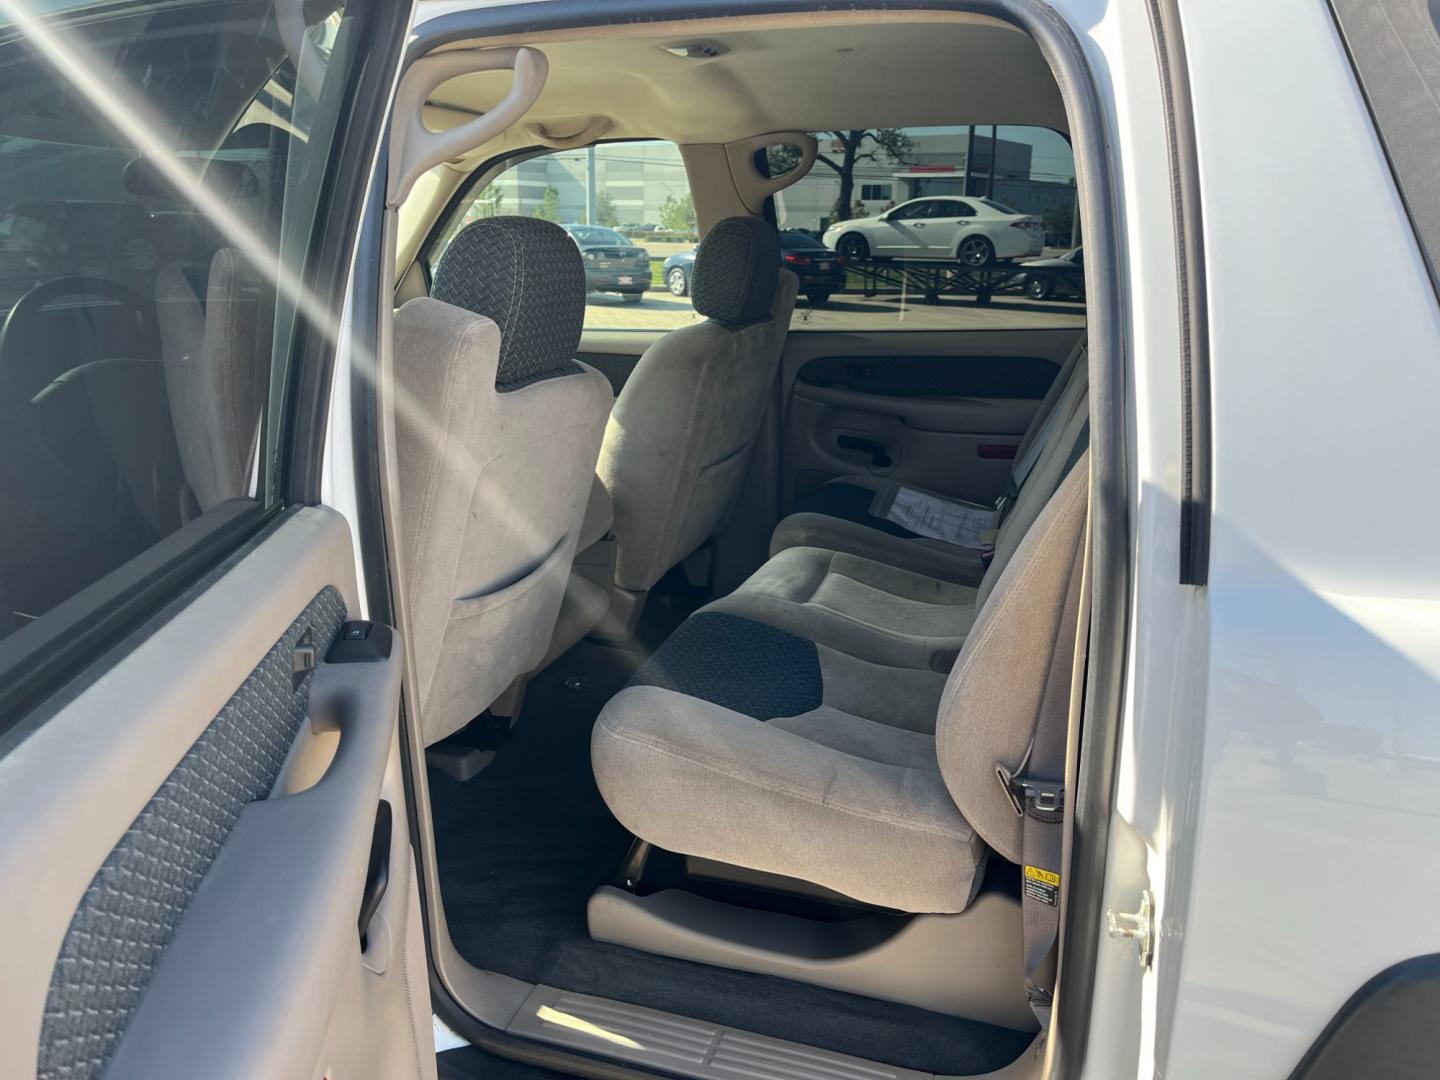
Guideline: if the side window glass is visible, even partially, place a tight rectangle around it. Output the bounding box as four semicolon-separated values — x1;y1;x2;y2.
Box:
772;125;1085;331
0;2;361;646
889;201;931;221
430;140;700;333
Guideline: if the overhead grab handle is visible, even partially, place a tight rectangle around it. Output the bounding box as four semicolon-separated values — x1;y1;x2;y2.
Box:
388;46;548;208
526;116;614;150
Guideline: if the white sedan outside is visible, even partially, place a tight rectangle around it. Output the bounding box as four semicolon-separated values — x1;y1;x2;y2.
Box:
822;195;1044;266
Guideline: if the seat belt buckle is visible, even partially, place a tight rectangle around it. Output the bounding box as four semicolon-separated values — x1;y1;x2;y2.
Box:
997;765;1064;816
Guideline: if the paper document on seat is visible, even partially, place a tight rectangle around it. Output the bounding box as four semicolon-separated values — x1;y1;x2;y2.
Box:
870;483;995;548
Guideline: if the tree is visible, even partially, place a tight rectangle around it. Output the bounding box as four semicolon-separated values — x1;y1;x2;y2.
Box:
1041;205;1074;247
815;129;915;224
473;183;504;219
593;190;620;227
659;191;696;235
531;185;562;223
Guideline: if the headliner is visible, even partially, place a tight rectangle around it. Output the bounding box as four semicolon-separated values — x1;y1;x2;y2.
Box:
421;15;1068;158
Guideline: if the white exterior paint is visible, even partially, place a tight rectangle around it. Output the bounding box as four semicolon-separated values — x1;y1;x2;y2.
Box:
1056;1;1440;1078
1152;2;1440;1077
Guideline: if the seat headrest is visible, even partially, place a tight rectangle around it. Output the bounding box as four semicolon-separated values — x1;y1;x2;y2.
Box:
430;216;587;391
692;216;781;329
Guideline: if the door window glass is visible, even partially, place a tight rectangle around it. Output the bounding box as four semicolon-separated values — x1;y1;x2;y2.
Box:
0;0;368;645
888;200;937;221
429;126;1085;336
774;125;1085;331
429;139;701;333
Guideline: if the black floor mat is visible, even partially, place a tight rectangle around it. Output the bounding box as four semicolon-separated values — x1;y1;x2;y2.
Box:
437;1046;584;1080
431;625;1032;1077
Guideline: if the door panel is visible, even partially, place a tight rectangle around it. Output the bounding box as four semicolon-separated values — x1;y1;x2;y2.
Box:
0;509;432;1080
777;328;1082;512
923;206;964;255
787;386;1041;499
575;329;665;396
0;0;421;1073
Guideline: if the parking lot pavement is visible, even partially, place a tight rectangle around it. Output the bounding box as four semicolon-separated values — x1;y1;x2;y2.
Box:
582;288;1087;332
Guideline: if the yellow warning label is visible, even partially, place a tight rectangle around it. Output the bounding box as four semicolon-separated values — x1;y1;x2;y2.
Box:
1025;866;1061;888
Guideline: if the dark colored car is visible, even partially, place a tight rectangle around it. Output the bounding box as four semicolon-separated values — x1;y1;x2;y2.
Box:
562;224;651;303
1015;245;1084;300
663;228;847;306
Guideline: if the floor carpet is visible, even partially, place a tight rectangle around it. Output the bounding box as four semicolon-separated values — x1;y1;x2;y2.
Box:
437;1045;590;1080
430;610;1032;1076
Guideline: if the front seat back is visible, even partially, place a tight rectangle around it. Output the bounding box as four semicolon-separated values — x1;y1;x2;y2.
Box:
155;124;291;517
394;217;612;745
598;216;798;594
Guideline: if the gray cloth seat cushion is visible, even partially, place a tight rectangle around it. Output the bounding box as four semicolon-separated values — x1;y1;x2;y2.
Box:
594;685;984;914
592;454;1091;915
703;546;980;672
593;609;979;914
769;510;988;586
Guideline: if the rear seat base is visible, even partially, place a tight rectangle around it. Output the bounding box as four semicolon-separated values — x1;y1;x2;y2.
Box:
587;879;1035;1031
771;509;988;586
705;546;980;671
593;680;979;913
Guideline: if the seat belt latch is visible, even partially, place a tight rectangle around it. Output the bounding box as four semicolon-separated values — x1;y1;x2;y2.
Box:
993;487;1017;520
996;765;1064;817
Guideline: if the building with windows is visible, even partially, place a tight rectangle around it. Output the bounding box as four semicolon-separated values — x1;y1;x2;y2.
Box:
485;143;693;228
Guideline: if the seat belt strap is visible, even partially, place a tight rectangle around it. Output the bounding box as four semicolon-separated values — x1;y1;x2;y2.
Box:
1010;401;1061;496
1009;337;1084;495
997;503;1090;1029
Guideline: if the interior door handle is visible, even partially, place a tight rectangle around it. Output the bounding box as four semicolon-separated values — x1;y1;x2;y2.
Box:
358;800;392;947
836;434;893;469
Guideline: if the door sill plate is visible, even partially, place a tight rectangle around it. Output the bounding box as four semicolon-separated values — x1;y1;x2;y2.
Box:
507;985;932;1080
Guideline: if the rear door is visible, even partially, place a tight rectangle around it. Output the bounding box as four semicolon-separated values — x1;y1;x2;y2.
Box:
922;198;974;256
778;327;1081;511
773;123;1086;513
0;2;427;1078
876;199;936;256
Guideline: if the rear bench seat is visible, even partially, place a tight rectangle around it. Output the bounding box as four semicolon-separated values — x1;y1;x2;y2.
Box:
590;338;1091;915
592;457;1087;913
703;383;1088;676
